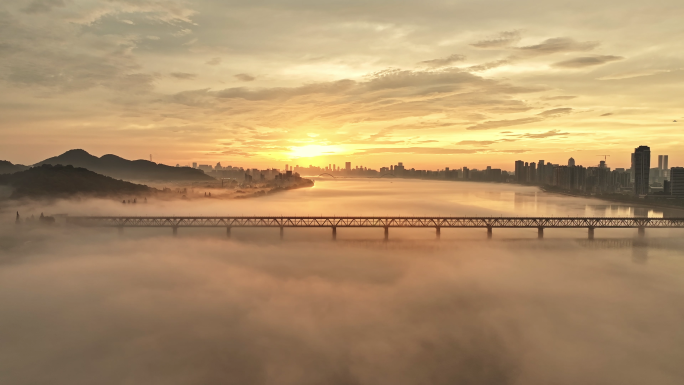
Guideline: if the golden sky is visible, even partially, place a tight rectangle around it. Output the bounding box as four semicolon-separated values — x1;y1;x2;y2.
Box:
1;0;682;170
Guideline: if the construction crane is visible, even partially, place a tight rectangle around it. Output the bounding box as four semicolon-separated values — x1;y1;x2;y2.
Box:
597;155;610;161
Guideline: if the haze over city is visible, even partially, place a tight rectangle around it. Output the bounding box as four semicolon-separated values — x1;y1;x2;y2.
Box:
2;1;684;384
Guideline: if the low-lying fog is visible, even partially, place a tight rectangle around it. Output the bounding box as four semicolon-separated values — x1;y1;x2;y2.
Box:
1;179;684;384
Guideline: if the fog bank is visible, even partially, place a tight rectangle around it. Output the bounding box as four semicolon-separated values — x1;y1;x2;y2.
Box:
2;180;684;384
1;224;684;384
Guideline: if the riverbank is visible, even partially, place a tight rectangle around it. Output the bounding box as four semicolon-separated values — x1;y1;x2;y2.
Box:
540;187;684;213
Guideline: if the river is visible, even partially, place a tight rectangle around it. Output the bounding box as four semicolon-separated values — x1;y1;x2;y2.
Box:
1;179;683;384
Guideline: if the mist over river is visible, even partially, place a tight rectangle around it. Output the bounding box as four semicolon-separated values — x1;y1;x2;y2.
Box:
1;180;684;384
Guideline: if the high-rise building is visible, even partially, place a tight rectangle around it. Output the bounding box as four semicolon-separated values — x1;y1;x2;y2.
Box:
568;157;575;167
670;167;684;196
192;162;197;169
394;162;405;176
285;164;289;172
345;162;351;172
515;160;525;183
657;155;669;170
529;162;536;182
537;160;545;182
633;146;651;196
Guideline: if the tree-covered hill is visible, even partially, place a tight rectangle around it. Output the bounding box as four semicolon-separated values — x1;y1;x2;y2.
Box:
35;149;214;182
0;164;154;199
0;160;29;175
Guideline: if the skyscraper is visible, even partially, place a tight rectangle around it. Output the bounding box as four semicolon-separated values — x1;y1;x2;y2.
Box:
529;162;536;182
515;160;525;183
633;146;650;196
658;155;664;169
568;157;575;167
345;162;351;172
670;167;684;196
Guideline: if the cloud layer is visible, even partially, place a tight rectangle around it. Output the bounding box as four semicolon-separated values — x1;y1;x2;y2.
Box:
0;0;682;169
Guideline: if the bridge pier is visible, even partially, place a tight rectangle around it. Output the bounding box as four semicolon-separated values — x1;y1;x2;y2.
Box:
436;226;440;240
226;227;231;238
638;227;645;238
280;226;284;240
487;226;492;239
332;226;337;241
588;227;595;240
172;227;178;237
538;227;544;239
384;226;389;241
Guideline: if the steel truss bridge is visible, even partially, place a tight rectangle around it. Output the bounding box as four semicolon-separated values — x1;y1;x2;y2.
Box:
66;216;684;240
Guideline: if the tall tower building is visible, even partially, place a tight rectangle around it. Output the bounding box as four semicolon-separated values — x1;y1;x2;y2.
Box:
568;157;575;167
633;146;651;196
345;162;351;172
515;160;525;183
529;162;537;182
670;167;684;196
658;155;664;169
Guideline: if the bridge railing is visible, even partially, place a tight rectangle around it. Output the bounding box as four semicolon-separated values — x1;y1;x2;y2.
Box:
64;216;684;240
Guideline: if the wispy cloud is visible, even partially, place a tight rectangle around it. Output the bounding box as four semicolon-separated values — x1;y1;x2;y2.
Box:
234;73;256;82
518;129;569;139
517;37;599;55
21;0;65;14
552;55;623;68
419;54;466;68
466;117;541;131
170;72;197;80
471;31;522;49
537;107;573;116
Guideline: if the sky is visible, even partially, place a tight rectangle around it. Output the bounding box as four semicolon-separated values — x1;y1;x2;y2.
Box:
1;0;682;170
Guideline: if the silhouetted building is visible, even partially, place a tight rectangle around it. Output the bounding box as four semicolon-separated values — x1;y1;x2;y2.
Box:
528;162;536;183
345;162;351;172
671;167;684;196
394;162;405;176
658;155;669;170
633;146;650;196
515;160;525;183
568;157;575;167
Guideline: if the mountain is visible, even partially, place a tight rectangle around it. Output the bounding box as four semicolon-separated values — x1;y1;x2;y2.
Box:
35;149;213;182
0;160;30;175
0;164;153;199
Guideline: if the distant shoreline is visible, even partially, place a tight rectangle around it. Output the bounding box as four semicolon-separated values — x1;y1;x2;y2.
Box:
309;176;684;213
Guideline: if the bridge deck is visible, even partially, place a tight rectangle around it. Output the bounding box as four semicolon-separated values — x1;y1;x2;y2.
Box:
66;216;684;228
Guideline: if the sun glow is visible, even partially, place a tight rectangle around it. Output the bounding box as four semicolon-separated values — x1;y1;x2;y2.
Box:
288;144;344;159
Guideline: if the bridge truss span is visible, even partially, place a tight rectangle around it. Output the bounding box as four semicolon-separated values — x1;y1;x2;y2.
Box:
65;216;684;229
